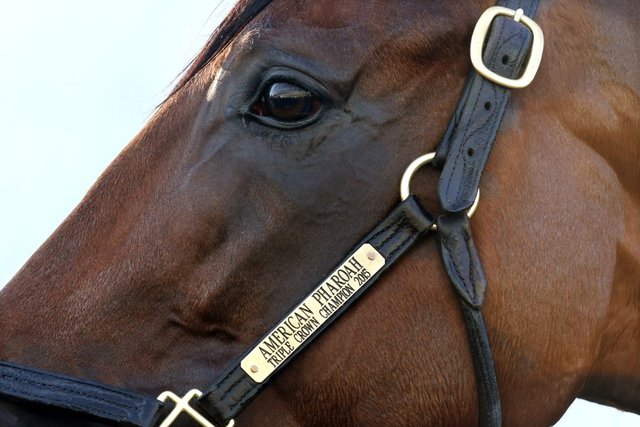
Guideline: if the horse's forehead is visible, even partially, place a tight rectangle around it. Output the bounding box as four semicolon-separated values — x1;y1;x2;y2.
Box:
226;1;444;89
247;1;379;52
234;1;467;72
276;0;378;29
266;0;464;33
295;0;361;29
250;0;432;46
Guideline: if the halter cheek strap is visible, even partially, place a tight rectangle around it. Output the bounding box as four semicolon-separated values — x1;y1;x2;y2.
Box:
0;1;542;426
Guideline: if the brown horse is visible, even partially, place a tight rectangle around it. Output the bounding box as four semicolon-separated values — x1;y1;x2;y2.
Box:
1;0;639;425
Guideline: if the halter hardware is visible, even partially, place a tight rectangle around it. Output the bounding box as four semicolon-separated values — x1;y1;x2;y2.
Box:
400;151;480;231
470;6;544;88
157;389;234;427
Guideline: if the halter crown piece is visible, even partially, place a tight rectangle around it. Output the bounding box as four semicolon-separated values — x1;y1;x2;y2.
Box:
0;1;542;426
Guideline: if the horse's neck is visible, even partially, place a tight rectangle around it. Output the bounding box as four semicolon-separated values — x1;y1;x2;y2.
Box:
580;197;640;413
571;0;640;413
581;172;640;413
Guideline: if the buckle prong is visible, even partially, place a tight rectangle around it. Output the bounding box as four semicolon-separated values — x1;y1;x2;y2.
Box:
513;8;524;23
157;389;234;427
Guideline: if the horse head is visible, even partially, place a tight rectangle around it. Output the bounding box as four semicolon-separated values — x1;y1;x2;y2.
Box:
1;1;638;425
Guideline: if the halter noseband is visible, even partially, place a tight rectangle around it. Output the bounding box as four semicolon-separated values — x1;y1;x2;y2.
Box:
0;1;542;426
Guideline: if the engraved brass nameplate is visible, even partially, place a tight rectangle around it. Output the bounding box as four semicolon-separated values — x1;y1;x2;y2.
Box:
241;244;385;382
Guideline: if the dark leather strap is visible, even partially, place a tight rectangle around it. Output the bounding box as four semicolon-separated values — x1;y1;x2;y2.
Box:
435;0;539;212
198;196;436;425
433;2;540;426
0;361;161;426
436;214;500;427
436;214;487;309
459;304;501;427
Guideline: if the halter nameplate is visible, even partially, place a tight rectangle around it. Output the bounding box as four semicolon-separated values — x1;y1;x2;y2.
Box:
241;244;385;382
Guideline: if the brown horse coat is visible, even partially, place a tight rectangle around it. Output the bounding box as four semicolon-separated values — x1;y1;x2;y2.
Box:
0;1;639;426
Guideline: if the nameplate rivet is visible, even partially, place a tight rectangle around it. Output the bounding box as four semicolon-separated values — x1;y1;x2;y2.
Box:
250;365;259;373
367;251;376;261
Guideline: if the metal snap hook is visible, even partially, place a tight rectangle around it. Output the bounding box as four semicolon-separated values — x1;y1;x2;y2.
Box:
400;152;480;230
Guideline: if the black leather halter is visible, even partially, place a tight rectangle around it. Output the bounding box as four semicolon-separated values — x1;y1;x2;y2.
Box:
0;1;542;426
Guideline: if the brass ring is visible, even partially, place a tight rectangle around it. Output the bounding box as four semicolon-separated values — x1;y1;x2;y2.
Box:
400;152;480;228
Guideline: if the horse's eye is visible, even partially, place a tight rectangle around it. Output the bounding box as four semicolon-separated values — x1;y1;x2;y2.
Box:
251;82;322;124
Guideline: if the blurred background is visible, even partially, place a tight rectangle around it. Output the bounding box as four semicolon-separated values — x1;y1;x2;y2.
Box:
0;1;636;425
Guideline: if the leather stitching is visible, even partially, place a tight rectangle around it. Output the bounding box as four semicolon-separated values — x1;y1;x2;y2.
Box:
0;374;138;417
443;77;486;202
443;231;477;302
0;365;146;400
0;371;142;410
387;225;415;259
375;215;407;250
462;227;477;299
369;213;406;244
210;372;240;413
489;16;508;66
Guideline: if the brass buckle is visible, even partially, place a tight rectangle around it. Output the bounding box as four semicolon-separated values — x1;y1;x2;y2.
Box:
157;389;235;427
470;6;544;89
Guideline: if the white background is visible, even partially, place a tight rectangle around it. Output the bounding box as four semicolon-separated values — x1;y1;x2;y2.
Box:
0;1;636;425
